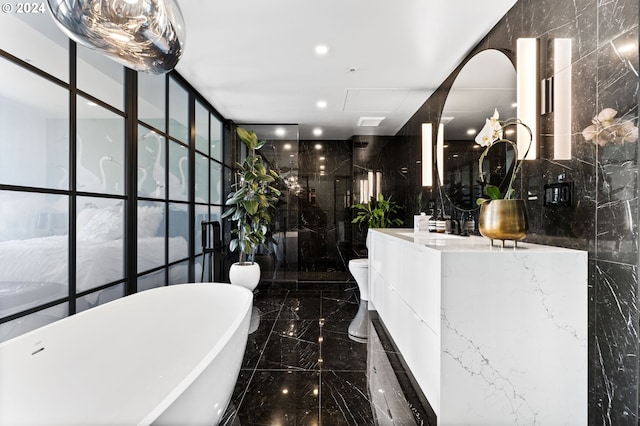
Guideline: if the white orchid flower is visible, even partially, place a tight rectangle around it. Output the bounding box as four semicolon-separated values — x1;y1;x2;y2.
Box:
582;107;639;146
581;124;597;142
475;108;503;146
596;108;617;122
620;120;639;143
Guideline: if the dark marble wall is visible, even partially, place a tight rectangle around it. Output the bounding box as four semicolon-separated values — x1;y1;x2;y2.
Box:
297;139;353;275
392;0;639;424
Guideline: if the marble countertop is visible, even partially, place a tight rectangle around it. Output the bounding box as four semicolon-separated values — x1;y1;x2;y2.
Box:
371;228;585;253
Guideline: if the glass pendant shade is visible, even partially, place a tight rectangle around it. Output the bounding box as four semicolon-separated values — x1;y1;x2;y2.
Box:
47;0;186;74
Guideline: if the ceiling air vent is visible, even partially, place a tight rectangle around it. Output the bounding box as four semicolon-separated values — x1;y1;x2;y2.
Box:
357;116;385;127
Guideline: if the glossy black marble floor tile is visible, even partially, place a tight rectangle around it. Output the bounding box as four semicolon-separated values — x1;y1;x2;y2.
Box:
222;288;432;426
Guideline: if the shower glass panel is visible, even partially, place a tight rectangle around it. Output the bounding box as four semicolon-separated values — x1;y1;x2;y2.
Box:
194;206;221;258
195;152;209;204
0;303;67;344
138;72;166;131
194;151;209;256
0;12;68;82
0;59;68;190
138;127;166;199
76;197;124;293
194;255;204;282
168;203;189;263
137;200;166;273
195;101;209;154
194;204;208;256
211;115;223;161
168;77;188;143
76;44;123;111
137;269;166;292
210;160;222;205
0;191;69;319
76;283;123;313
76;98;125;195
168;141;189;201
168;260;189;285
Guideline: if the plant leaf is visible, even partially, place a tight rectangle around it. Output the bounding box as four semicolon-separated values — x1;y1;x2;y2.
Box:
486;185;502;200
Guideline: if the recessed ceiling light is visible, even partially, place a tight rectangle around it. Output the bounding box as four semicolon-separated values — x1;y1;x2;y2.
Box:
275;128;286;137
314;44;329;55
283;143;292;150
466;128;477;135
319;156;325;161
289;154;294;158
314;144;322;150
313;128;323;136
319;165;325;170
316;100;327;109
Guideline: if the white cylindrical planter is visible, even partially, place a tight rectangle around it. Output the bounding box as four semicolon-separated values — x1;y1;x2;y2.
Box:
229;262;261;291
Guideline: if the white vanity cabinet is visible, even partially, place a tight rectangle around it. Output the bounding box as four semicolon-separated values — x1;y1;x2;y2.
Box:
368;229;588;425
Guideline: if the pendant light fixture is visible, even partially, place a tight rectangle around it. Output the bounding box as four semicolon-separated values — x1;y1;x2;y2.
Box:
47;0;186;74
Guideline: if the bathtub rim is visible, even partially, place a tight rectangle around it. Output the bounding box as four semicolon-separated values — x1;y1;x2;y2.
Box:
142;283;253;425
0;282;253;426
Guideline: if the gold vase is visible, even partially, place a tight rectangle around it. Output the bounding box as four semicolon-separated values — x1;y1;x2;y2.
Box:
478;199;529;247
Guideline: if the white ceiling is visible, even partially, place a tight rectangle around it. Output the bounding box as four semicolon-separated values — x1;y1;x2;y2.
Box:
176;0;518;140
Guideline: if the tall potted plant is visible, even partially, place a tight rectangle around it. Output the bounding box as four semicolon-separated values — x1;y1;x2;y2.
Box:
222;127;281;290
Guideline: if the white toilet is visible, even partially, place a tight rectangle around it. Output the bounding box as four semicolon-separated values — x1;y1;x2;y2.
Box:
348;257;369;341
348;258;369;301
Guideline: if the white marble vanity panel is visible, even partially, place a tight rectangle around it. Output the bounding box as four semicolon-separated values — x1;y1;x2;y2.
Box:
367;228;588;425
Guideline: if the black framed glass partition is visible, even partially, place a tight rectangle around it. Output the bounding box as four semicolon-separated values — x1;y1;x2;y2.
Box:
0;20;229;342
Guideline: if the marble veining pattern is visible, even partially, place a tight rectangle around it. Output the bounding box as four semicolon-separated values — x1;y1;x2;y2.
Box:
389;0;639;423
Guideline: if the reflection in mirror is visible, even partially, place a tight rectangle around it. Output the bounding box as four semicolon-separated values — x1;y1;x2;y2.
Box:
438;49;516;211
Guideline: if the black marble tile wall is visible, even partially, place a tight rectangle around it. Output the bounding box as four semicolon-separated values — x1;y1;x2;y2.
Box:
391;0;639;424
297;140;354;278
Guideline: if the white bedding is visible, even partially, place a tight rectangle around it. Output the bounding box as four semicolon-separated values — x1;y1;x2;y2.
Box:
0;235;188;294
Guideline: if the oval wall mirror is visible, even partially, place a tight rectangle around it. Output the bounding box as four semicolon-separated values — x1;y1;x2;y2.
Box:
437;49;517;211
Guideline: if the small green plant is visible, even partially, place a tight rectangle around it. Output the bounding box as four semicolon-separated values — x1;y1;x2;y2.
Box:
352;193;404;229
222;127;282;264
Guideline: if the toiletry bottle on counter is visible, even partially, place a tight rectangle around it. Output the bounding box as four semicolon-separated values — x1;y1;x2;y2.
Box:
463;213;475;234
414;212;430;232
428;210;437;232
432;210;446;233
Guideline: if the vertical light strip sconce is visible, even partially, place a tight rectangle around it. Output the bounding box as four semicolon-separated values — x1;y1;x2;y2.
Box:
367;170;374;200
554;38;572;160
421;123;433;186
437;123;444;184
375;172;382;197
359;179;367;203
517;38;539;160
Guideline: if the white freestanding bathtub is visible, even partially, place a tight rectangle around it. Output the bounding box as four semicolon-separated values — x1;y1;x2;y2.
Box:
0;283;253;425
